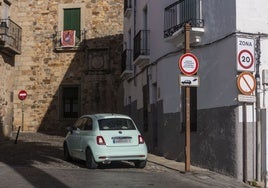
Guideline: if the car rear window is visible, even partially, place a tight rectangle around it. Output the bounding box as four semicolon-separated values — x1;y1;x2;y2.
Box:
98;118;136;130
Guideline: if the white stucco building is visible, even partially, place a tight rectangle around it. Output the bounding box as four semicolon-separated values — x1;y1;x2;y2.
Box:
121;0;268;184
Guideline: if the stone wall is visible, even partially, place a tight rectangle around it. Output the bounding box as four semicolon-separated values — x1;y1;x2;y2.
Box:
0;54;15;140
10;0;124;132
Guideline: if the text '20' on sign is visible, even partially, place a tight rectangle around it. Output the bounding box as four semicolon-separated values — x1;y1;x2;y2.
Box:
178;53;199;76
237;37;255;72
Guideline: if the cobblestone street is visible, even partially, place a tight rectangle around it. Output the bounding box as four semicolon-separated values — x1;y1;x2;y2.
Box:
0;132;254;188
0;132;74;168
0;132;169;172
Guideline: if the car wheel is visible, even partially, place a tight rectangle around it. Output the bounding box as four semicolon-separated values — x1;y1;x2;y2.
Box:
134;160;147;168
63;142;72;162
85;148;98;169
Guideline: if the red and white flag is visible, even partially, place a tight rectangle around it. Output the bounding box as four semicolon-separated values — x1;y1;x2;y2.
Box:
61;30;76;47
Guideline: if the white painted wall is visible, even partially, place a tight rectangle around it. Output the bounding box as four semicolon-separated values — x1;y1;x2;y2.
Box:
236;0;268;182
156;56;181;113
236;0;268;33
200;0;236;44
123;0;268;113
123;0;268;181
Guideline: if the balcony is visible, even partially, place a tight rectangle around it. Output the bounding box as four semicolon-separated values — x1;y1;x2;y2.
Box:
164;0;204;47
121;49;133;80
124;0;132;18
53;29;86;52
0;19;22;55
133;30;150;69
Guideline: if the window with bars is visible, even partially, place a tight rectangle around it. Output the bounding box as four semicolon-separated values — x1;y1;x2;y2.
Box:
164;0;203;38
60;86;80;119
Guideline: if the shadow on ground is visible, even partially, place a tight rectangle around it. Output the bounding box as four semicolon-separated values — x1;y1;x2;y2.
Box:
0;132;73;187
0;132;137;187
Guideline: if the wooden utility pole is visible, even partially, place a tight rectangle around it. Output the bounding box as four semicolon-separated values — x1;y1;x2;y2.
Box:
185;23;191;172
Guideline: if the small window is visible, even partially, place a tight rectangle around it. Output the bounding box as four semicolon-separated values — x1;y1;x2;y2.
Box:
60;86;80;119
84;118;93;130
98;118;136;131
74;118;86;130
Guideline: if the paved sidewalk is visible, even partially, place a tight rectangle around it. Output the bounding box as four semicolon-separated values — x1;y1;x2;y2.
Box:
147;154;255;188
148;153;206;172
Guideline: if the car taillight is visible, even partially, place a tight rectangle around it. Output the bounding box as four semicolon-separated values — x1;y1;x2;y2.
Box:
97;136;106;145
138;135;145;144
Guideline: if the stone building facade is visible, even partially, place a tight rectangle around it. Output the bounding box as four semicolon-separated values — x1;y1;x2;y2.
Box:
0;54;15;139
0;0;22;140
0;0;124;137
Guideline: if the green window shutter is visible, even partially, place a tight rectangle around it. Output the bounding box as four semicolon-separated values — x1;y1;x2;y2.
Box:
64;8;81;39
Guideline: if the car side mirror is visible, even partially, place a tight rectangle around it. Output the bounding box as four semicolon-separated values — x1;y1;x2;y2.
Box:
67;126;75;134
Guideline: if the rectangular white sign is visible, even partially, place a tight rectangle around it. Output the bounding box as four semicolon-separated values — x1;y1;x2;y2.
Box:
179;75;200;87
238;94;256;103
237;37;255;72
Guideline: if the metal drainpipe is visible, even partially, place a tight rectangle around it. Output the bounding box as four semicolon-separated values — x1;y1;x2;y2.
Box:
133;0;137;86
255;35;262;182
263;80;268;188
134;0;136;36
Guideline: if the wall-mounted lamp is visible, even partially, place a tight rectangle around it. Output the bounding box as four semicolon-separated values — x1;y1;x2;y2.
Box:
0;21;8;35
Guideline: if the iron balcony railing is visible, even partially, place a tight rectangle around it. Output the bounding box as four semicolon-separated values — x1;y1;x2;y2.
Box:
0;19;22;54
164;0;204;38
124;0;132;13
53;30;86;50
121;49;133;73
133;30;150;61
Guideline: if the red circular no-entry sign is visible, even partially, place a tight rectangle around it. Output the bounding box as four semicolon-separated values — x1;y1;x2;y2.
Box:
178;53;199;76
18;90;27;100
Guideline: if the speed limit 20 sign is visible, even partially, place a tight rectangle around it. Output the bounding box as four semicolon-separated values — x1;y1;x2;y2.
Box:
237;37;255;72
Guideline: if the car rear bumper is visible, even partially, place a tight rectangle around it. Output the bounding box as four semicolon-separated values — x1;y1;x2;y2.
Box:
98;154;147;161
92;145;148;162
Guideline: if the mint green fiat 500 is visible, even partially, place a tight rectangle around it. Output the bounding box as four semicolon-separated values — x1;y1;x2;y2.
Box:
63;114;148;169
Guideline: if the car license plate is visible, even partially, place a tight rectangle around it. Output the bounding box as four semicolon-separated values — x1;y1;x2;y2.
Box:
112;137;132;143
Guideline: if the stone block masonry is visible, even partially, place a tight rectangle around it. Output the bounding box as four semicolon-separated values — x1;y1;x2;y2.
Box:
8;0;124;133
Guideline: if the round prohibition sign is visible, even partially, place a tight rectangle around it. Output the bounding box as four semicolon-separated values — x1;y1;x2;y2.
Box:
237;72;256;95
18;90;27;100
238;49;254;69
178;53;199;76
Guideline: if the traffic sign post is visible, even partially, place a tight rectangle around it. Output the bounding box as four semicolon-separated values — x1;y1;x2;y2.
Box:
18;90;27;131
183;23;191;173
236;37;256;182
236;71;256;183
178;24;201;172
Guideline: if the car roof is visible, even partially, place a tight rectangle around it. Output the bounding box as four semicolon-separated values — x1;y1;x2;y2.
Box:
80;113;132;120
